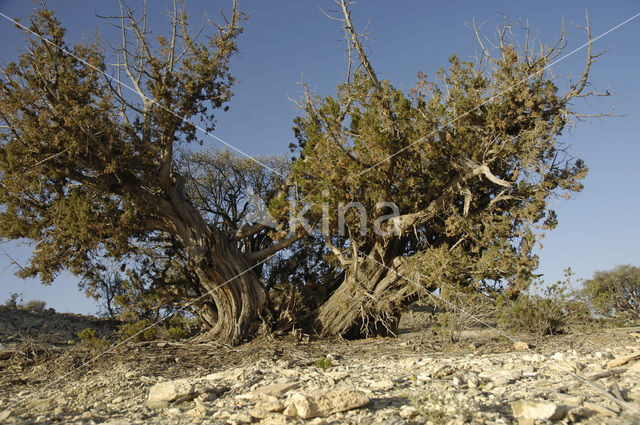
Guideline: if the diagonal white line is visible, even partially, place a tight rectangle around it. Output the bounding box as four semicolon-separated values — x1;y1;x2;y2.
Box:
353;249;640;416
0;11;282;176
355;11;640;178
5;251;279;411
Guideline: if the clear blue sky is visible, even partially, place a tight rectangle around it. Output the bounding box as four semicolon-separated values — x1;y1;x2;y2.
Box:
0;0;638;313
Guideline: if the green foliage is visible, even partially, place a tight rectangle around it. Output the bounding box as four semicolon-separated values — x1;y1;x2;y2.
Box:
77;327;110;353
3;292;23;308
582;265;640;320
116;319;158;343
497;293;566;335
496;270;583;335
77;328;98;341
290;8;602;331
167;325;189;340
0;3;261;337
315;355;332;369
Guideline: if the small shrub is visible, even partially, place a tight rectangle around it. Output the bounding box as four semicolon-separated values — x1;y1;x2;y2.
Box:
167;325;189;340
117;319;159;343
77;328;110;354
497;293;566;335
24;300;46;312
4;292;23;308
495;269;593;335
315;356;332;369
430;285;495;343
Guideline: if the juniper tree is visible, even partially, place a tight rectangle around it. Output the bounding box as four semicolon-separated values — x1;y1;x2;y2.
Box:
0;2;301;344
290;1;609;337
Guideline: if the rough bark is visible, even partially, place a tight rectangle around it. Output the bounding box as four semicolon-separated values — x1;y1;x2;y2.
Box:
314;244;420;338
159;182;267;345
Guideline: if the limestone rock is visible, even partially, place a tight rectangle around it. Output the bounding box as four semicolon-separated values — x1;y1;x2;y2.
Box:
607;352;640;369
514;341;529;350
253;381;299;397
511;400;565;421
0;409;12;422
287;389;370;419
369;379;394;391
146;379;194;408
399;405;419;419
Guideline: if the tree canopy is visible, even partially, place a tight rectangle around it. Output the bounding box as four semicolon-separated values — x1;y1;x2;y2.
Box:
0;1;610;343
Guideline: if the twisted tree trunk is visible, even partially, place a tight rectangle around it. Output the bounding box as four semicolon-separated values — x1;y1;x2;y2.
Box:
314;245;420;338
159;183;267;345
190;237;266;344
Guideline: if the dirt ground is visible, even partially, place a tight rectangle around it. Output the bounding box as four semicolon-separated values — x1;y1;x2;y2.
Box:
1;306;639;424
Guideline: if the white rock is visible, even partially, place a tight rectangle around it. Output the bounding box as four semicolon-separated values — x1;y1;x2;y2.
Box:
399;406;419;419
253;381;299;396
511;400;565;420
287;389;370;419
101;419;133;425
228;412;252;424
522;353;546;363
0;410;12;422
369;380;394;391
146;379;194;408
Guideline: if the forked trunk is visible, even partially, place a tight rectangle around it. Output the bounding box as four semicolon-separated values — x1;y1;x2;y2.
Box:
314;252;419;338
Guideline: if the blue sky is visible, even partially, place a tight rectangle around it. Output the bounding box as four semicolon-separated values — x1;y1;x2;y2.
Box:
0;0;639;313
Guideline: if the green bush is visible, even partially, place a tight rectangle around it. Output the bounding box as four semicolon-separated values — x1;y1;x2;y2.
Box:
3;292;23;308
315;356;332;369
167;325;189;340
117;319;158;343
77;328;110;353
496;269;594;335
581;265;640;321
497;293;566;335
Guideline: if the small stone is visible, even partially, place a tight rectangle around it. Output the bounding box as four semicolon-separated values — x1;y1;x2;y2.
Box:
629;361;640;373
0;410;12;422
523;353;546;362
566;406;594;422
101;420;132;425
283;403;298;418
369;380;394;391
511;400;565;421
251;396;285;416
514;341;529;350
399;406;419;419
550;352;564;361
432;365;455;379
228;412;252;424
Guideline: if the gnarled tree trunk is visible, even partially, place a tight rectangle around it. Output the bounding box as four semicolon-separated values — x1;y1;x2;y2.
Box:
161;184;268;345
314;245;421;338
190;238;266;344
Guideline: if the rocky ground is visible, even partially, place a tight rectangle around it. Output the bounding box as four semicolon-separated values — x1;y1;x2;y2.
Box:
1;308;640;424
